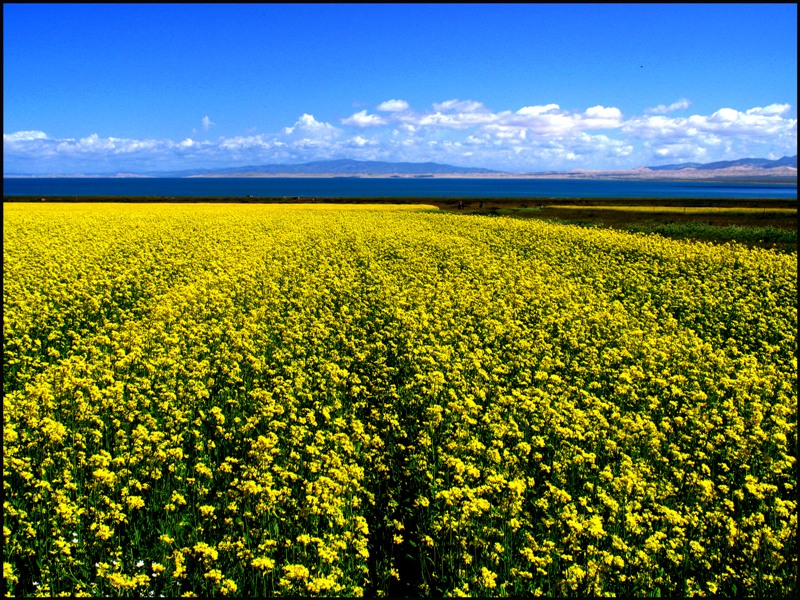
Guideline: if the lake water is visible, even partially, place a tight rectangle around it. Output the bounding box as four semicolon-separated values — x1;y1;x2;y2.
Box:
3;177;797;199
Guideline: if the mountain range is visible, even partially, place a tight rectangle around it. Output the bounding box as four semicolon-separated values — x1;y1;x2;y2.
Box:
646;155;797;171
5;156;796;179
156;159;504;177
157;155;797;178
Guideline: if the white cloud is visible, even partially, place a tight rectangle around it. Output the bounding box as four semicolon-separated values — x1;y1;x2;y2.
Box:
645;141;711;162
345;135;377;147
398;124;418;135
219;135;272;150
500;109;578;136
746;103;791;116
432;99;486;113
291;138;331;150
480;104;624;139
4;100;796;174
75;133;113;151
32;133;168;156
709;108;740;123
417;111;499;129
516;104;561;117
583;106;622;119
581;105;624;129
202;116;214;132
624;106;796;164
377;99;409;112
464;134;490;146
3;130;49;142
645;98;691;115
281;114;340;138
624;106;796;140
341;110;387;127
482;124;527;141
339;100;625;139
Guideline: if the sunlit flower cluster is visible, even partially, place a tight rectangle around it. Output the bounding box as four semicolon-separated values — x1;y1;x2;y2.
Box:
3;202;796;597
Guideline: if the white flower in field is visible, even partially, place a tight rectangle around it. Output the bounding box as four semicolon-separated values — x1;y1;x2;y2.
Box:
136;560;145;568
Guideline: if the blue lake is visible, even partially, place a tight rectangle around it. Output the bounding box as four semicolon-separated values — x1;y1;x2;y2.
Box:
3;177;797;199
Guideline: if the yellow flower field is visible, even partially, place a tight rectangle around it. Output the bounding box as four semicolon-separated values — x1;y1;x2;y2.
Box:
3;203;797;597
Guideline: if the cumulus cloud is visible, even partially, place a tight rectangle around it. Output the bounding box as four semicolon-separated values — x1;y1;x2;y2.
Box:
218;135;273;151
502;108;580;136
344;135;378;148
2;130;208;173
516;104;561;117
4;100;796;174
647;141;712;161
624;106;796;140
709;108;740;123
377;99;409;112
417;110;499;129
746;103;791;116
3;130;49;142
645;98;691;115
623;105;796;164
341;110;387;127
432;99;487;113
36;133;167;155
584;106;621;119
581;106;624;129
281;114;340;138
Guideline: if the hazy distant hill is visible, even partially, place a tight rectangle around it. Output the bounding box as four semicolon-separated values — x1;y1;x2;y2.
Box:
648;155;797;171
157;159;505;177
5;156;794;179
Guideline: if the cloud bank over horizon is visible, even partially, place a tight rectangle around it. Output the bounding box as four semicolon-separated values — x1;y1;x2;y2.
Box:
4;99;797;175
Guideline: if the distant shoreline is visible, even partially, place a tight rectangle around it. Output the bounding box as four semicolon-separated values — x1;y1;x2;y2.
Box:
5;156;795;182
5;171;796;184
186;172;797;184
3;173;797;185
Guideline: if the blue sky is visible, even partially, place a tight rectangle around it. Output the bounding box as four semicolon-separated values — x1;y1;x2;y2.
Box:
3;3;797;174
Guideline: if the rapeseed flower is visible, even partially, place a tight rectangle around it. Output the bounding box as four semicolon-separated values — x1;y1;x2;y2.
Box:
3;203;795;597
